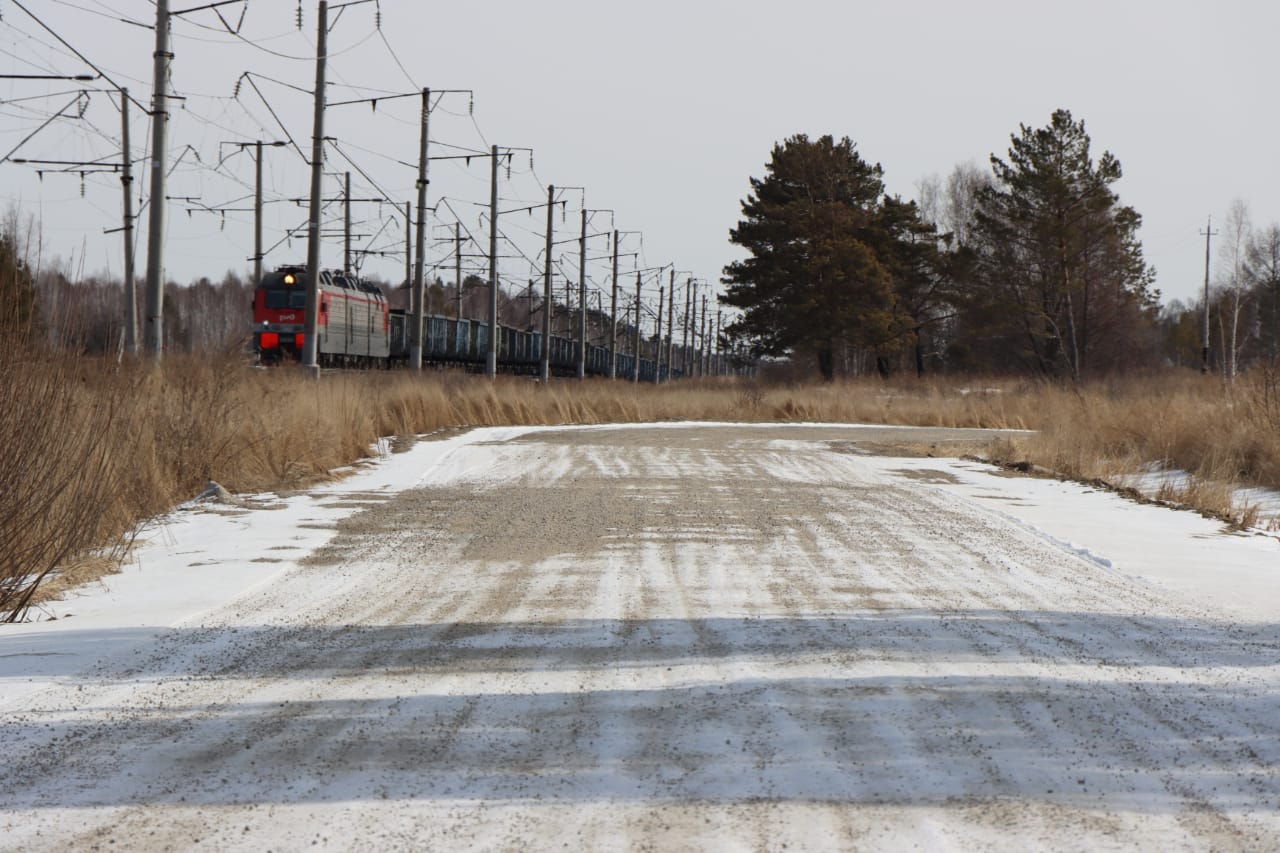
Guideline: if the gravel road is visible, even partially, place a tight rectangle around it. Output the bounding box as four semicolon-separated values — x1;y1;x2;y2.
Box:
1;424;1277;851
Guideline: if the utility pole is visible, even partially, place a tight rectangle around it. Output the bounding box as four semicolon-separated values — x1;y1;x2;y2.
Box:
253;141;263;286
455;222;463;321
716;310;723;376
666;271;675;380
403;202;410;289
1200;215;1216;375
701;294;709;376
119;88;137;355
682;280;692;377
577;207;587;379
143;0;171;359
410;87;430;371
541;184;554;381
486;144;499;380
343;171;352;273
691;283;702;376
609;230;619;378
654;284;663;385
301;0;328;375
633;272;642;382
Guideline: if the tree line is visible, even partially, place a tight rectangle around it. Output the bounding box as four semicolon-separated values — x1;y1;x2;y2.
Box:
723;110;1168;380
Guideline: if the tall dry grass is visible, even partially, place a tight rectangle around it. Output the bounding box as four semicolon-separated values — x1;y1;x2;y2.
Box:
995;370;1280;526
4;361;1276;618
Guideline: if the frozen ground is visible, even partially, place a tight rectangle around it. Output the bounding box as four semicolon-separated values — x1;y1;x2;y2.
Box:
1;423;1278;851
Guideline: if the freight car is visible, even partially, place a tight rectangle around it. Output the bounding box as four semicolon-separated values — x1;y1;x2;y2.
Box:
252;265;665;378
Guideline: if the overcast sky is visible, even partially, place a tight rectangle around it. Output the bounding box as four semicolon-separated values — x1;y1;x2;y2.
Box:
2;0;1275;310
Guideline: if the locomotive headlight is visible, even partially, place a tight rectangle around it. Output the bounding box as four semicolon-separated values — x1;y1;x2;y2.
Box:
283;273;296;285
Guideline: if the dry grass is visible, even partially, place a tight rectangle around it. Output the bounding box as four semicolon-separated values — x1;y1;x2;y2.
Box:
4;360;1277;618
991;371;1280;528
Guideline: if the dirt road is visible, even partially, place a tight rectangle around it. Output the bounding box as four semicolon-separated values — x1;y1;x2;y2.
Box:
2;425;1277;850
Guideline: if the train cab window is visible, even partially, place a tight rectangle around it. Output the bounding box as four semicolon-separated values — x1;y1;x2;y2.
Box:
265;289;308;309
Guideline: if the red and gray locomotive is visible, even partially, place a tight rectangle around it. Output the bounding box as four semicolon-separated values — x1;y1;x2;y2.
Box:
253;266;399;366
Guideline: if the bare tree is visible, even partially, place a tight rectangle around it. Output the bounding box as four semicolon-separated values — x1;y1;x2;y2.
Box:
914;173;944;231
1217;199;1253;380
942;161;990;248
1245;222;1280;362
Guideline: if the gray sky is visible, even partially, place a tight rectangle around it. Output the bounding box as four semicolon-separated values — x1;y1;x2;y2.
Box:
1;0;1275;310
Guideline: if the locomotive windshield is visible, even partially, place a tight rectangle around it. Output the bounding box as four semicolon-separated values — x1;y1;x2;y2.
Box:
264;289;307;310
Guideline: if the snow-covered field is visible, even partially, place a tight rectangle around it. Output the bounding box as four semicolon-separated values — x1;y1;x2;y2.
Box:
1;423;1277;851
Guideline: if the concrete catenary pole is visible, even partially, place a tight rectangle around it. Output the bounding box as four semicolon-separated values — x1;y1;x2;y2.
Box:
403;202;410;289
454;222;462;321
716;309;724;375
301;0;328;375
653;284;663;384
253;141;263;286
541;184;554;381
700;294;709;376
119;88;137;354
666;271;675;380
690;283;701;376
632;271;642;382
143;0;171;358
410;88;431;371
609;230;619;379
577;207;587;379
343;171;352;273
682;280;692;376
486;144;499;379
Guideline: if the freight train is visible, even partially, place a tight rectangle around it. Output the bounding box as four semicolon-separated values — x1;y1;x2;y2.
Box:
252;265;663;378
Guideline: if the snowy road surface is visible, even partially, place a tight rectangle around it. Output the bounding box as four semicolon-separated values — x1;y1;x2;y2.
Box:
2;424;1279;851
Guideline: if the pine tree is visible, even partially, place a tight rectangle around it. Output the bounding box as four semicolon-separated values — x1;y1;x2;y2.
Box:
0;227;35;336
722;135;897;380
969;109;1156;380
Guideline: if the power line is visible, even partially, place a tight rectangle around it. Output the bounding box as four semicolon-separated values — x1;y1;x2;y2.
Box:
6;0;148;112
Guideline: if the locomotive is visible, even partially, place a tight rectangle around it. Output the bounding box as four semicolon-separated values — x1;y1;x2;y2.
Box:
252;264;664;378
253;266;392;366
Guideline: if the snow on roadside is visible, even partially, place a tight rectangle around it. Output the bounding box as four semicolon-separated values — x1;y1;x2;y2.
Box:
862;454;1280;623
2;423;1276;712
0;426;528;708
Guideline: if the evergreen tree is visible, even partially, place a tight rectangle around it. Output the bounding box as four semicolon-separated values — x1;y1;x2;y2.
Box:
722;135;897;380
0;228;35;336
969;109;1157;380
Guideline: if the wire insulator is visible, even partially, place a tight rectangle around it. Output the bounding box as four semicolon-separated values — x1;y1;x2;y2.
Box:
296;2;303;30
